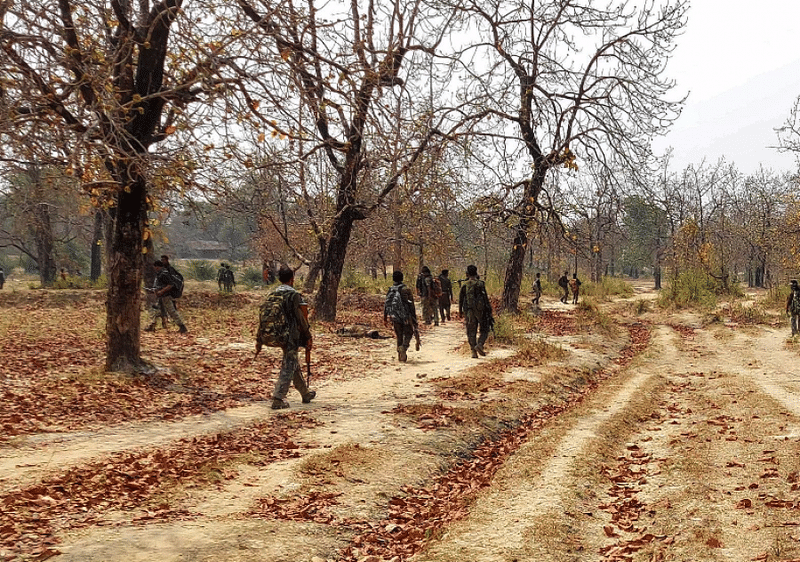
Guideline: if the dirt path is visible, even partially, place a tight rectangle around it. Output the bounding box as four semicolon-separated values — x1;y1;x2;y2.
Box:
6;286;800;562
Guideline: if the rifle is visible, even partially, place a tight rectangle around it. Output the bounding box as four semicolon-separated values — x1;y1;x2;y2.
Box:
412;319;421;351
305;345;312;385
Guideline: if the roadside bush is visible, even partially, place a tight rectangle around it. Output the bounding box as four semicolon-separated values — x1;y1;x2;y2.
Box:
658;269;717;309
341;268;392;294
516;337;567;363
186;260;217;281
630;299;650;315
763;285;790;311
582;276;634;299
239;267;266;288
492;313;521;345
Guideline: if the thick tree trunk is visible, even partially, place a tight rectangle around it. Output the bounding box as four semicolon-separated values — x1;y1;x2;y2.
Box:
501;171;545;313
501;225;528;313
313;211;355;321
104;176;150;373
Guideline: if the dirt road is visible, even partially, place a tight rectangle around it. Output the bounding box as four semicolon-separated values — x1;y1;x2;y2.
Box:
4;283;800;561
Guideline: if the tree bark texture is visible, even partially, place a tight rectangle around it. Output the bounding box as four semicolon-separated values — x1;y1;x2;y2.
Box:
313;211;355;321
104;176;148;372
501;167;547;313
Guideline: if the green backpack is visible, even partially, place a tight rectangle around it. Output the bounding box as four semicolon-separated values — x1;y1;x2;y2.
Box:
256;288;294;351
464;279;488;316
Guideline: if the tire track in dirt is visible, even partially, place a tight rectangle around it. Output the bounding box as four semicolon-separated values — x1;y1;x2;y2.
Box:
412;323;670;562
587;321;800;561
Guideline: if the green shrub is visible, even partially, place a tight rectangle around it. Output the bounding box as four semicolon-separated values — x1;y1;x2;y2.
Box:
240;267;266;287
186;260;217;281
630;299;650;315
576;297;615;333
764;285;790;311
582;276;634;299
340;268;392;294
658;269;717;309
491;313;521;344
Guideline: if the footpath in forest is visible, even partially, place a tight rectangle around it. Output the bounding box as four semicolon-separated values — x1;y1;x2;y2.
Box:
4;282;800;562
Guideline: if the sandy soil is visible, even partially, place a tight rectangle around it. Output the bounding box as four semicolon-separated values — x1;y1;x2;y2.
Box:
5;282;800;562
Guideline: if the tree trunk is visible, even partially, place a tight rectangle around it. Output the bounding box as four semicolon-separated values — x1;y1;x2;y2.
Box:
303;249;324;293
501;172;544;313
90;210;104;282
313;211;355;321
104;175;150;373
34;201;56;286
501;225;528;313
392;191;403;273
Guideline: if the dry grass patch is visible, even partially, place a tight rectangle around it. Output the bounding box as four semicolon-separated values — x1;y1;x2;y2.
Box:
576;298;619;335
514;337;568;364
299;443;386;484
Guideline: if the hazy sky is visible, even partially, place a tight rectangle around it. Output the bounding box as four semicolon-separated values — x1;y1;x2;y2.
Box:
651;0;800;174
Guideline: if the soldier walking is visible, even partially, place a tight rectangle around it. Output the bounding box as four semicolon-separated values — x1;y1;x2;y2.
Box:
458;265;493;358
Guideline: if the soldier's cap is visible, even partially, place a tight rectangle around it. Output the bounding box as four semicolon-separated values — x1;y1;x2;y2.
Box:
153;260;164;267
792;279;798;286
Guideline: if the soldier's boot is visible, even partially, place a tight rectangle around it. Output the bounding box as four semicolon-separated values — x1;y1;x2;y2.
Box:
398;346;407;362
178;324;188;334
302;390;316;404
471;348;479;359
476;345;487;356
271;398;290;410
144;324;156;332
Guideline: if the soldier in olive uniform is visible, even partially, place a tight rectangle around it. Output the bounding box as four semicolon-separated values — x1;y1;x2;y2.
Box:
438;269;454;323
384;270;419;362
269;265;316;409
458;265;493;358
416;266;440;326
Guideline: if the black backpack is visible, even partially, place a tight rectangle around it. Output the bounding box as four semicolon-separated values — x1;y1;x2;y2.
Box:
168;267;184;298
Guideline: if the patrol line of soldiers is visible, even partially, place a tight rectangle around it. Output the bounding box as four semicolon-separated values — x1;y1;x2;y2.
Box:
384;264;493;361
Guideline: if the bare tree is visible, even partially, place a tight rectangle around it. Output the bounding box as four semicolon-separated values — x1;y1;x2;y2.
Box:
1;0;234;371
233;0;466;320
449;0;687;312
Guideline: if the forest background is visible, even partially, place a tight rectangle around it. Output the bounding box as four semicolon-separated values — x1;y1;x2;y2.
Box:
3;0;800;372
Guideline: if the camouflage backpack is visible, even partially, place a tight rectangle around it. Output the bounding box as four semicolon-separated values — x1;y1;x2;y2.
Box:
430;276;443;299
464;279;489;316
256;288;294;351
385;284;410;324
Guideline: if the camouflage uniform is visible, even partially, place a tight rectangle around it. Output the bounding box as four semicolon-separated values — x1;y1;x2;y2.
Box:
532;274;542;306
146;264;187;332
458;270;492;358
558;272;569;304
270;284;314;405
787;280;800;336
416;268;440;326
384;282;418;361
438;271;454;322
569;274;581;304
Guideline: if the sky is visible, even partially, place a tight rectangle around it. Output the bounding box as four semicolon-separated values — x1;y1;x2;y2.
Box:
651;0;800;175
